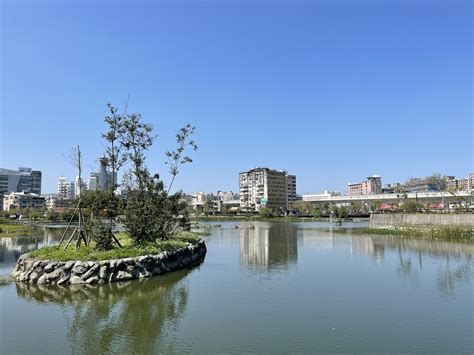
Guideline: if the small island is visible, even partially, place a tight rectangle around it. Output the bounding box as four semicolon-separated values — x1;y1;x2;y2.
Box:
12;103;203;285
12;232;206;285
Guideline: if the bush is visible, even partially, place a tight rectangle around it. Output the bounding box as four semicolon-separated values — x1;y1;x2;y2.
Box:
259;208;273;218
400;201;423;212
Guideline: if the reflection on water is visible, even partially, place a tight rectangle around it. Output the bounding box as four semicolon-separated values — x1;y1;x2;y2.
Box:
234;223;473;295
240;223;298;271
344;232;474;295
1;222;473;353
15;269;192;354
0;226;65;273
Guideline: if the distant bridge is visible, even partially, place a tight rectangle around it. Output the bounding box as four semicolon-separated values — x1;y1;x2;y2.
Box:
302;191;473;205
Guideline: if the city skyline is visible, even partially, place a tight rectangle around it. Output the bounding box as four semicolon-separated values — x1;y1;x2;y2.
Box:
2;1;472;194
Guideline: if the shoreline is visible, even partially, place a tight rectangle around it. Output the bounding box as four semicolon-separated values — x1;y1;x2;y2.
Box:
12;240;207;285
328;226;473;242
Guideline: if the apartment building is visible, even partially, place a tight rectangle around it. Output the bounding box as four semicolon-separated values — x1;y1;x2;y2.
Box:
348;175;382;196
57;176;76;200
3;191;46;211
239;167;296;212
447;173;474;191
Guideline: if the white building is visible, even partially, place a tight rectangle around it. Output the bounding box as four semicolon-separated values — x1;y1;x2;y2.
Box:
88;172;99;191
217;191;239;201
239;167;297;212
74;176;88;196
57;176;75;200
3;191;46;211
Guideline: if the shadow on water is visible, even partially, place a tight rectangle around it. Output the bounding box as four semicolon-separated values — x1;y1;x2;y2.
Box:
15;268;196;354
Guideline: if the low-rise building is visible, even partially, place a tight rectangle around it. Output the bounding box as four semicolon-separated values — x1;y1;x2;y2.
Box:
3;191;46;211
404;178;437;193
348;175;382;196
447;177;469;191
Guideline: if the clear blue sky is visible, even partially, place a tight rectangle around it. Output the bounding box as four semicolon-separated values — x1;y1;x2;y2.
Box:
1;0;472;194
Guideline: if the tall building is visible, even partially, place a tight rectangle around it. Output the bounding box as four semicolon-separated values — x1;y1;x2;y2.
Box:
57;176;75;200
286;174;297;206
0;167;42;195
0;167;42;210
88;172;99;191
239;167;296;212
348;175;382;196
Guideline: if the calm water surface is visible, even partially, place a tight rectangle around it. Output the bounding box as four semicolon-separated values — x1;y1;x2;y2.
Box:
0;221;473;354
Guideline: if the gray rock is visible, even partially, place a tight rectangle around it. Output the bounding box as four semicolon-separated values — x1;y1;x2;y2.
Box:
99;265;108;280
29;271;41;283
81;264;99;280
72;262;88;275
37;274;48;284
70;275;83;284
114;270;132;281
57;275;70;285
64;261;75;271
45;268;63;282
85;276;99;284
43;262;57;273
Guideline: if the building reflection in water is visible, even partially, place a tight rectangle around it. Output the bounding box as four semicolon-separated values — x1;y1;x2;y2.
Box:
240;223;297;271
349;235;386;264
0;227;64;267
345;232;474;295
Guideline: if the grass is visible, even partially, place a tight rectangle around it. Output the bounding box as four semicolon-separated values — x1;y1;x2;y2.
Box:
29;231;203;261
330;226;474;242
0;222;36;235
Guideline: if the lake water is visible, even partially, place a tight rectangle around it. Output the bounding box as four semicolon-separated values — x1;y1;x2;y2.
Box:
0;221;473;354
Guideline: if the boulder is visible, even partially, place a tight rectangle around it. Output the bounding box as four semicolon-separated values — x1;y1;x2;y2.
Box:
72;262;88;275
70;275;83;285
81;264;99;280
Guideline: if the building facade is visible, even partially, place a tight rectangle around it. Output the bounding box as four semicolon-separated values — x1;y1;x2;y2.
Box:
3;191;46;211
239;167;296;212
0;167;42;210
57;176;75;200
447;177;469;191
348;175;382;196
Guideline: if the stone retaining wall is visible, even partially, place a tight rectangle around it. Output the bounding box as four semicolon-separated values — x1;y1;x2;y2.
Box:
12;240;206;285
370;213;474;228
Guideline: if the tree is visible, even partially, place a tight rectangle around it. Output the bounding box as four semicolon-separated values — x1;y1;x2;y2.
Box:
111;106;195;244
259;207;273;218
165;124;198;194
81;190;123;250
428;173;447;192
400;200;423;212
203;198;213;216
330;205;348;219
103;103;129;192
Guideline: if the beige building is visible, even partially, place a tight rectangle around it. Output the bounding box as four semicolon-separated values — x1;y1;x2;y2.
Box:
3;191;46;211
348;175;382;196
239;167;296;212
447;173;474;191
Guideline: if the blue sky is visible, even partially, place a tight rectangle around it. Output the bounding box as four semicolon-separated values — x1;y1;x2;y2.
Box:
1;0;472;194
